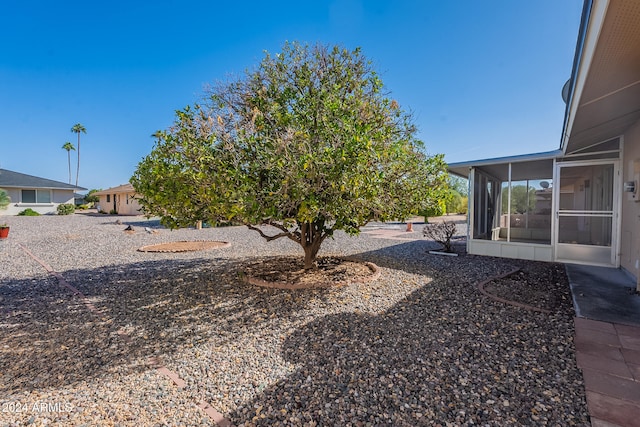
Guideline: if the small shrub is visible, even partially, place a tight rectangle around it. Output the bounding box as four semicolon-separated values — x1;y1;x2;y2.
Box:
99;210;109;214
57;203;75;215
0;188;10;210
109;209;118;215
423;221;457;252
18;208;41;216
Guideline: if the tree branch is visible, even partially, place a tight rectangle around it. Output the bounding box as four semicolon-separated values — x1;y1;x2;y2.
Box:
246;220;301;244
263;219;301;239
245;224;291;242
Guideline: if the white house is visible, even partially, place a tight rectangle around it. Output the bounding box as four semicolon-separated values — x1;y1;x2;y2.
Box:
449;0;640;281
93;184;142;215
0;168;86;215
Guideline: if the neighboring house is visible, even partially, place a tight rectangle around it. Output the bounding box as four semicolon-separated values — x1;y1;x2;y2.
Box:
74;193;86;206
93;184;142;215
449;0;640;282
0;168;86;215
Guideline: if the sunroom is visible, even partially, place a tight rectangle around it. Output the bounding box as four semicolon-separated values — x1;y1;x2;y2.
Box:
449;137;622;267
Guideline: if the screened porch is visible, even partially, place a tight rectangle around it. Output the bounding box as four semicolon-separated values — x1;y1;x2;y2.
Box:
449;151;558;262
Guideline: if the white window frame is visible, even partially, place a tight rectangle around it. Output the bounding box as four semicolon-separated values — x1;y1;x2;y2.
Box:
20;189;53;204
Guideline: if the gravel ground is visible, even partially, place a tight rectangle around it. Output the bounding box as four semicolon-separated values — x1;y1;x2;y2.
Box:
0;214;589;426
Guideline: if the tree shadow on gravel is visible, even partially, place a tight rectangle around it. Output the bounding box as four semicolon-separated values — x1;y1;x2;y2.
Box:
228;264;589;426
347;239;514;284
0;257;341;396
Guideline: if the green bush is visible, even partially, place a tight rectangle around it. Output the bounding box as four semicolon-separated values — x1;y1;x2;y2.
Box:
458;196;468;214
109;209;118;215
84;189;101;204
445;190;469;214
57;203;75;215
419;199;446;222
18;208;40;216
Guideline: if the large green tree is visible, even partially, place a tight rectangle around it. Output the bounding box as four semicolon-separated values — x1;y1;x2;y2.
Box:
71;123;86;187
132;42;448;269
62;141;75;184
502;184;537;214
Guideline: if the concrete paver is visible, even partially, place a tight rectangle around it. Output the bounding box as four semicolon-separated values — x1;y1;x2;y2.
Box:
568;264;640;426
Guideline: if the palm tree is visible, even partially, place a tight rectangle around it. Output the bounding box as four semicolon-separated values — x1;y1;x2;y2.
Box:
62;142;76;184
71;123;87;187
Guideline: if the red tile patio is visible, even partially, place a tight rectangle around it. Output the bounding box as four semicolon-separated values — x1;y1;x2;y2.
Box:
574;317;640;427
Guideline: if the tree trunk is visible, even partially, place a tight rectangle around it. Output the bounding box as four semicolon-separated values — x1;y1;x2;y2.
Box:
75;134;81;187
68;151;72;184
300;221;325;270
302;240;322;270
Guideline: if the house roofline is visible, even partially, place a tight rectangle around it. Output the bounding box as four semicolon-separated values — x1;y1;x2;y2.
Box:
0;168;87;191
92;183;137;196
448;149;562;169
559;0;593;151
559;0;611;153
0;185;88;191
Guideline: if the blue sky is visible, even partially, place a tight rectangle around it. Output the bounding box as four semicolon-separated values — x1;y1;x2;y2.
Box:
0;0;583;191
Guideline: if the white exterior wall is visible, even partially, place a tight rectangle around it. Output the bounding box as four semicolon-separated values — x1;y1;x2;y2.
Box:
468;240;554;262
0;188;75;215
620;119;640;281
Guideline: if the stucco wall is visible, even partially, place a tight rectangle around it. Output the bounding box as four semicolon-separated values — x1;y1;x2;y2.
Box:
96;192;142;215
0;188;75;215
621;119;640;281
117;192;142;215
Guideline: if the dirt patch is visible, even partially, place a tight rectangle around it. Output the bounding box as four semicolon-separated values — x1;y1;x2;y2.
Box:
138;241;230;253
482;261;571;312
242;256;380;289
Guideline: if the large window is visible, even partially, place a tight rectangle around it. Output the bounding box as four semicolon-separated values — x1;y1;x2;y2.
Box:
21;189;51;204
471;160;554;245
500;179;553;243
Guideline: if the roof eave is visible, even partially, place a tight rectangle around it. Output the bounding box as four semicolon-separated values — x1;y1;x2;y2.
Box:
559;0;610;153
448;149;563;178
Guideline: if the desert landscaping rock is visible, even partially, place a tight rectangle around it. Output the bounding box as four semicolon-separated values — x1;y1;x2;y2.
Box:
138;241;231;253
0;214;588;425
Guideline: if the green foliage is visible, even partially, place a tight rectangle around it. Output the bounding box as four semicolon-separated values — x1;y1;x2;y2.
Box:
0;188;10;210
445;190;468;214
132;42;448;267
421;198;446;221
109;209;118;215
458;196;468;214
84;189;101;204
18;208;40;216
56;203;75;215
502;185;536;214
449;175;468;195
